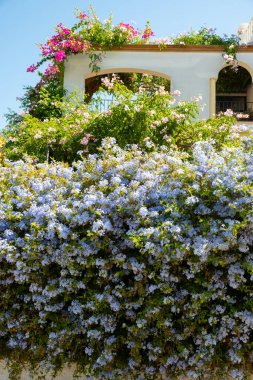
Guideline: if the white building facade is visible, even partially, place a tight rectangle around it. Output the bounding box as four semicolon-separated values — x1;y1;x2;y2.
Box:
238;18;253;45
64;45;253;119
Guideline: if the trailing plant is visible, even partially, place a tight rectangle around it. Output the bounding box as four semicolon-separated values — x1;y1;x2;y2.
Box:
4;6;154;123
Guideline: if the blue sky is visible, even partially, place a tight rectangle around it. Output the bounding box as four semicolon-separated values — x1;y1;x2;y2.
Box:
0;0;252;128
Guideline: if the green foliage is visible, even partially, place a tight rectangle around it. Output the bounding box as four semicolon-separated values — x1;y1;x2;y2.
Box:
76;10;138;48
19;75;65;120
172;27;239;46
172;27;240;64
87;79;198;149
2;78;242;164
5;73;65;132
3;98;92;163
173;116;238;151
0;137;4;164
20;76;65;120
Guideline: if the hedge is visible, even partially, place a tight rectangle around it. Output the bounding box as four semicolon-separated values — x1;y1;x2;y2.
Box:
0;138;253;379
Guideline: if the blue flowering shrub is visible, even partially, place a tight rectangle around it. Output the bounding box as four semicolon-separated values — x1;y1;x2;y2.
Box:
0;136;253;380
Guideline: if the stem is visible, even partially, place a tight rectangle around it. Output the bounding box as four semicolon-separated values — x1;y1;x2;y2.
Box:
89;4;98;21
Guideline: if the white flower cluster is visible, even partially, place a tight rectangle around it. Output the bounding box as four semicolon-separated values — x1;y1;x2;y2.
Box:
0;138;253;379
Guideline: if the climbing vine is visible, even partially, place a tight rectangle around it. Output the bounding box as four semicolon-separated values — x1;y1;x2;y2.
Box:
27;7;240;85
27;5;154;77
22;6;242;125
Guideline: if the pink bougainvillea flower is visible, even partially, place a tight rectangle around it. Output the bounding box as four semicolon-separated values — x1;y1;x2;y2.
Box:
42;45;54;56
82;40;91;52
56;23;71;36
54;50;67;62
44;64;60;77
27;64;37;73
119;22;138;37
77;12;88;20
142;28;154;39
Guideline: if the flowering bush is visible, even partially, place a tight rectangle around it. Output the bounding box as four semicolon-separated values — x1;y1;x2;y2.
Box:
27;5;154;77
0;138;253;379
85;77;239;152
15;75;65;121
2;78;241;163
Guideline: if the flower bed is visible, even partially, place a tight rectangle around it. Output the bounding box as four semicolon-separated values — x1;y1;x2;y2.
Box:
0;138;253;379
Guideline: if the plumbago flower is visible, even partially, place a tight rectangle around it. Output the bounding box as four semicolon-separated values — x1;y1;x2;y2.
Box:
0;138;253;379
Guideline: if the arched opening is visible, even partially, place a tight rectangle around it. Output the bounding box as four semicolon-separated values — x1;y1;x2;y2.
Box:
85;70;171;110
216;65;253;118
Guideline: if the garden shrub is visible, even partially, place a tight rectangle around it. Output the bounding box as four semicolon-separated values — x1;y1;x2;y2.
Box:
0;138;253;379
2;79;241;163
3;105;92;163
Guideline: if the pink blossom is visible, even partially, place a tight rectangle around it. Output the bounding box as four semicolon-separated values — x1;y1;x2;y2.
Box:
56;23;71;36
119;22;138;37
82;40;91;51
77;12;87;20
142;28;154;39
54;50;66;62
44;64;60;77
27;64;37;73
80;134;93;145
41;45;54;56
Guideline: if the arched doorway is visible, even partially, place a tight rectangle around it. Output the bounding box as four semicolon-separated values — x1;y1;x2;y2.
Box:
216;65;253;117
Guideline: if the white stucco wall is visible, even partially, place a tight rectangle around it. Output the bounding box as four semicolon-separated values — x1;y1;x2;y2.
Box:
238;18;253;44
0;363;75;380
64;47;253;119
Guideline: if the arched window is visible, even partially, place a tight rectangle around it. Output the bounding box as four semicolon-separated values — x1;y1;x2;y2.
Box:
216;65;252;117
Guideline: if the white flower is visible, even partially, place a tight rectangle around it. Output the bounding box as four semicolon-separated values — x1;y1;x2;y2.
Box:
171;89;181;96
224;109;234;117
34;133;42;139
